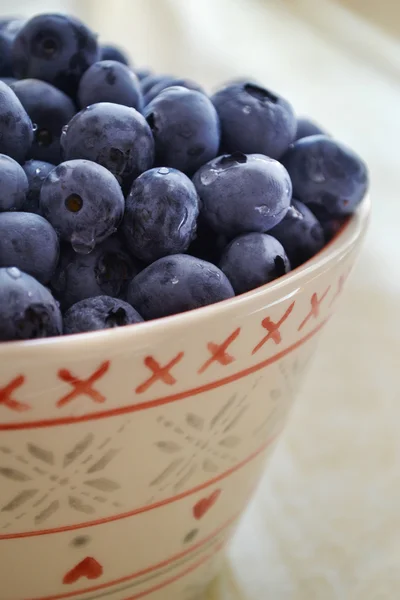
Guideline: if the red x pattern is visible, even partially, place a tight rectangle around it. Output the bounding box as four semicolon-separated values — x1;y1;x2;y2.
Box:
136;352;184;394
298;287;331;331
0;375;30;412
57;361;110;408
198;328;241;374
252;302;295;355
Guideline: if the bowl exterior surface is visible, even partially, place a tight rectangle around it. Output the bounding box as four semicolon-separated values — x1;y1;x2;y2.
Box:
0;204;369;600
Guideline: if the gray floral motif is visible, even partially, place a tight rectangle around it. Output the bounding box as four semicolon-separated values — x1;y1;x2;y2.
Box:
0;429;125;530
147;390;253;502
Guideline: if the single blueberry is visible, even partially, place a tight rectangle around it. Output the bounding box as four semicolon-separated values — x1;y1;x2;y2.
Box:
22;159;55;214
40;159;125;253
100;44;129;65
64;295;143;334
60;102;154;190
144;86;220;175
12;13;100;97
193;153;292;237
11;79;76;163
0;212;59;283
0;18;24;77
187;216;229;265
0;81;34;162
211;81;296;159
269;199;325;268
0;154;29;211
143;77;205;105
123;167;200;263
282;135;369;216
295;117;326;141
0;267;62;341
219;233;290;294
78;60;143;110
127;254;234;320
51;235;141;310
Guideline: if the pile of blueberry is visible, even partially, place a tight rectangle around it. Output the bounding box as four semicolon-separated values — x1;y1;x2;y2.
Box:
0;13;369;341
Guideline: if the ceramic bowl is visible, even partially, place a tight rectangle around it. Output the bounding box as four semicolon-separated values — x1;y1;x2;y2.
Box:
0;197;370;600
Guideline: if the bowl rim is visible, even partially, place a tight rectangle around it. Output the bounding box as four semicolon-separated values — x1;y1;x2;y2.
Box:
0;195;371;356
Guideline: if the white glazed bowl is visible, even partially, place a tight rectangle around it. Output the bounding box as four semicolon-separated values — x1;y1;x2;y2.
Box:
0;197;370;600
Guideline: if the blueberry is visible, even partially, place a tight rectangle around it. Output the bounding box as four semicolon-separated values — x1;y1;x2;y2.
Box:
40;159;125;253
282;135;369;216
193;153;292;237
211;81;296;159
219;233;290;294
0;81;34;162
64;295;143;334
0;76;17;86
141;73;174;95
187;216;229;265
78;60;143;111
295;117;325;141
22;159;55;214
123;167;200;263
51;235;141;309
12;13;100;97
0;19;24;77
144;86;220;175
144;77;204;105
0;154;29;211
309;204;347;242
269;199;325;268
10;79;76;163
61;103;154;190
135;67;152;81
0;212;59;283
0;267;62;341
100;44;129;65
127;254;234;320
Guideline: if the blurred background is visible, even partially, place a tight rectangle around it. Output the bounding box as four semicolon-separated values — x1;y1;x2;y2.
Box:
2;0;399;598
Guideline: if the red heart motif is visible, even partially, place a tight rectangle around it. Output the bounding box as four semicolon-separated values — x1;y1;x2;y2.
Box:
193;489;221;520
63;557;103;585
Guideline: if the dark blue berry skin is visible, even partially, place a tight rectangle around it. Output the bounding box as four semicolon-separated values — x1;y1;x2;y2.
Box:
12;14;100;98
78;60;143;111
51;235;141;310
0;212;59;283
144;78;204;106
219;233;290;295
60;103;154;190
193;153;292;237
269;199;325;268
0;81;34;163
295;117;325;141
123;167;200;263
40;159;125;254
127;254;234;320
211;82;296;159
135;67;152;81
0;19;24;77
0;267;62;341
187;216;229;265
10;79;76;163
141;74;173;95
22;160;55;214
0;76;17;85
144;86;220;175
282;135;369;216
0;154;29;211
64;295;143;335
309;204;346;242
100;44;129;65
